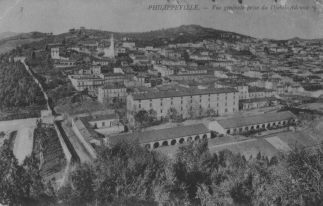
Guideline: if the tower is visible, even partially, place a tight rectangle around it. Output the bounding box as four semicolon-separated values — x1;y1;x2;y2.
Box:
103;34;115;58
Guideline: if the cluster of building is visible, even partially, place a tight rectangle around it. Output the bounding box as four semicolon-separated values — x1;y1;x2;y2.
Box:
50;27;322;154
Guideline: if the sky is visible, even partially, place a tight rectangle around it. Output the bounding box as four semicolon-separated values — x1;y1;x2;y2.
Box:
0;0;322;39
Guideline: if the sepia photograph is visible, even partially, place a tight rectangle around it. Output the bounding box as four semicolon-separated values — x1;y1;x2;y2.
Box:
0;0;323;205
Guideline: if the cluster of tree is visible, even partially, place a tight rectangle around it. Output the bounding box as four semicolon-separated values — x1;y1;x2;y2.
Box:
25;49;53;74
134;109;160;127
0;140;56;206
1;135;323;205
47;83;76;106
0;58;46;109
53;140;323;206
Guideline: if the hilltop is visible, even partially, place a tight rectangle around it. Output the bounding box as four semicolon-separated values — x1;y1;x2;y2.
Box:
0;32;50;54
0;32;18;40
58;24;255;46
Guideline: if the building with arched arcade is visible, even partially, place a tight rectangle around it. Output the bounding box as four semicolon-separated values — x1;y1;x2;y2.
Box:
106;124;211;149
208;111;297;135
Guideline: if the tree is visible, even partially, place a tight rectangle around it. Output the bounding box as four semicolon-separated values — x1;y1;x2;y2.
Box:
167;107;179;121
0;140;56;206
58;164;95;206
206;108;216;117
134;110;149;126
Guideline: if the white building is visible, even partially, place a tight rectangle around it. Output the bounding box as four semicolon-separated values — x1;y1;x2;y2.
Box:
127;87;239;126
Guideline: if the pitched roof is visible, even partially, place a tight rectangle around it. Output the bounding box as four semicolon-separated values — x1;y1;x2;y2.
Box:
249;86;274;93
217;111;296;129
240;97;277;103
132;87;238;100
109;124;209;145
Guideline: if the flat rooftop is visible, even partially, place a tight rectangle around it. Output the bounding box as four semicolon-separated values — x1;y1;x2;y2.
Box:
132;87;238;100
109;124;209;145
217;111;296;129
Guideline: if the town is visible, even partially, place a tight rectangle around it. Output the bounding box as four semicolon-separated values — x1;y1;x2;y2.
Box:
1;24;323;205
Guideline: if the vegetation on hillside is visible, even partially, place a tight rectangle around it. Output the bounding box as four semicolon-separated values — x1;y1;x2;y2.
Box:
0;56;46;109
2;137;322;206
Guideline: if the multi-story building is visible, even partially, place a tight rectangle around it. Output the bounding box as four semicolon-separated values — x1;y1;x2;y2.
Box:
69;75;104;95
248;87;276;99
127;87;239;126
153;65;174;77
215;82;249;100
98;84;127;104
99;73;127;84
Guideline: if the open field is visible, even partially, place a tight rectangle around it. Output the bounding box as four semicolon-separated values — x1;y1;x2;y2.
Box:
0;118;37;163
13;127;34;164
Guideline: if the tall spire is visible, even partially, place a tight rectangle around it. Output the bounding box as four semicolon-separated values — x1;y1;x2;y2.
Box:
103;34;115;58
109;34;115;57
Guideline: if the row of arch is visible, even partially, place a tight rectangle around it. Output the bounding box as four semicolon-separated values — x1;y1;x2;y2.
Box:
226;119;295;135
145;133;209;149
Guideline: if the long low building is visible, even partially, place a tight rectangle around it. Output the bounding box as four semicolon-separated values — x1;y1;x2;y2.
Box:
209;111;297;135
107;124;211;149
127;87;239;126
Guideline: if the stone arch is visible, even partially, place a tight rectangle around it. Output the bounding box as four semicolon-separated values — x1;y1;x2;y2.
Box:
171;139;177;145
187;136;193;142
202;134;207;139
145;144;151;149
195;135;200;141
162;141;169;147
153;142;160;149
179;138;185;144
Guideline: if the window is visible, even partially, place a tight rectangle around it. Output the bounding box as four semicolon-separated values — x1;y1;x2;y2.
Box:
102;122;105;127
139;104;141;109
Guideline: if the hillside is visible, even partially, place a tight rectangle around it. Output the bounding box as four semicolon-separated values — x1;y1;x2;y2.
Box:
61;25;256;46
0;32;18;40
0;32;49;54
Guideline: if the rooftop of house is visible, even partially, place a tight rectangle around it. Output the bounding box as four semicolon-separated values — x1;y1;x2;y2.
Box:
69;74;103;80
132;87;238;100
73;118;103;142
240;97;277;104
108;124;209;145
216;111;296;129
249;87;274;93
82;113;118;123
101;83;126;90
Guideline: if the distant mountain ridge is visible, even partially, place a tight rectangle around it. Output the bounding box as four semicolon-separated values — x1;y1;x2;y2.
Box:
0;32;19;40
61;24;256;46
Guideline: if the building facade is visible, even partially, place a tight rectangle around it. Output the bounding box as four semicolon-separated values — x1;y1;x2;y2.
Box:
127;87;239;126
98;85;127;103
